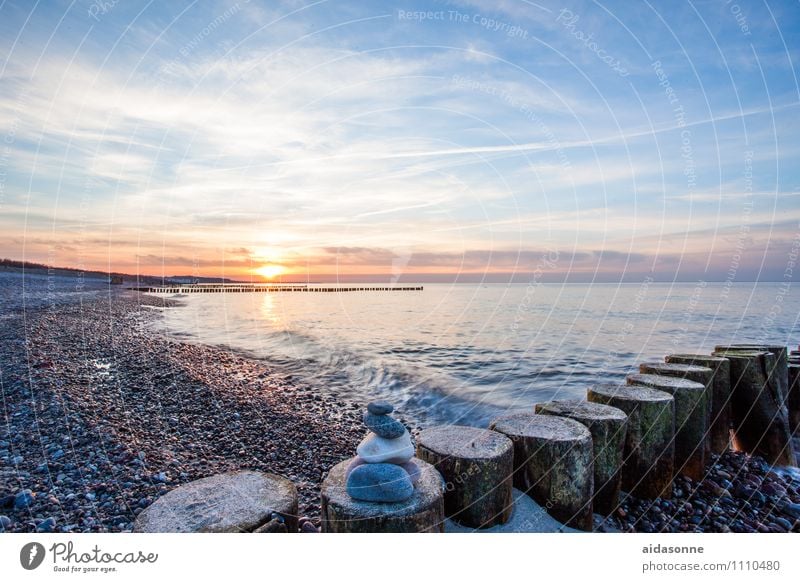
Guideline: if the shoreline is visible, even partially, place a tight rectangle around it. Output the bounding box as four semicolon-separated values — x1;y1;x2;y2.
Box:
0;289;798;532
1;291;366;532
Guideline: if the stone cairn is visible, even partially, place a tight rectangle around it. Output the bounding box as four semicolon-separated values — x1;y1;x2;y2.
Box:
320;401;445;532
345;400;418;502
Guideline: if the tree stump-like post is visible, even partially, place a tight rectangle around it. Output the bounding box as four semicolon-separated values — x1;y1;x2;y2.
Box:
790;364;800;435
588;384;674;500
488;413;594;531
321;458;445;533
626;373;707;480
639;362;714;459
133;471;298;532
665;354;732;454
713;349;796;466
534;400;627;515
416;426;514;529
716;345;790;416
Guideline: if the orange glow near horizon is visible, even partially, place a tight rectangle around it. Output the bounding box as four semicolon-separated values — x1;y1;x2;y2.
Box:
254;264;286;280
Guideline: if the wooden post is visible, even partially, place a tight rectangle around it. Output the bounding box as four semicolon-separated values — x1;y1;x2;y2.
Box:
535;399;627;515
133;471;298;532
665;354;731;454
416;426;513;528
588;384;674;500
627;373;707;480
488;413;594;531
321;458;445;533
716;344;790;416
712;349;796;467
790;364;800;435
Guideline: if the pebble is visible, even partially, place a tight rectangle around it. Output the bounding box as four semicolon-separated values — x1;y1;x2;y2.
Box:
356;431;414;464
0;515;11;530
14;490;34;509
346;463;414;503
362;411;406;439
366;401;393;415
36;517;56;532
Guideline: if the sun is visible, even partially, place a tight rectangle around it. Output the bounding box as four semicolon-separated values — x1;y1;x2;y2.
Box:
254;264;286;280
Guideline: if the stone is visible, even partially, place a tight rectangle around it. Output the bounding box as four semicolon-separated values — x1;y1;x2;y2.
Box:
0;515;11;530
356;430;414;464
253;517;288;533
346;463;415;503
321;458;445;533
133;471;298;532
367;401;394;415
345;456;366;479
363;411;406;439
36;517;56;532
14;489;34;509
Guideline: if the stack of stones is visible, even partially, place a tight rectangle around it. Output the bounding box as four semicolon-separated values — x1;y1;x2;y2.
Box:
345;401;419;503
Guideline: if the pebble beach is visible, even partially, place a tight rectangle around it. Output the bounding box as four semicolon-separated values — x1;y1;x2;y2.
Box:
1;279;799;533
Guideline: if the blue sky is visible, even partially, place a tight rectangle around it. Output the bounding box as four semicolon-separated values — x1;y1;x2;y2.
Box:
0;0;798;281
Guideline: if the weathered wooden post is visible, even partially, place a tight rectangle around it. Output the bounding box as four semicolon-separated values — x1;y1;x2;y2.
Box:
712;349;796;467
716;344;790;415
665;354;731;454
416;426;514;528
535;400;627;515
133;471;299;532
640;362;714;460
489;413;594;531
588;384;674;499
320;458;445;532
790;364;800;435
627;373;707;480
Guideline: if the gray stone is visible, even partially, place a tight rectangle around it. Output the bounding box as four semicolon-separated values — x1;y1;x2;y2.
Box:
0;515;11;530
363;411;406;439
14;490;34;509
367;400;394;415
400;461;420;484
321;458;445;533
346;463;414;503
133;471;298;532
357;430;414;464
36;517;56;532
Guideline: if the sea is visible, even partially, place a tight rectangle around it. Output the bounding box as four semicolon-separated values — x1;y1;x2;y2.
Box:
147;281;800;428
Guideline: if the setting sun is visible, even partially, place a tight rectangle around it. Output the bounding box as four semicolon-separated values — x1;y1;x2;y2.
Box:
254;264;286;280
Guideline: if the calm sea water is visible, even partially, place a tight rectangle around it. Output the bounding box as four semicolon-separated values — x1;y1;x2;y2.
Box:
151;282;800;428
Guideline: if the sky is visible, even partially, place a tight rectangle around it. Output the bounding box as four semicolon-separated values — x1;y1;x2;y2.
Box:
0;0;798;283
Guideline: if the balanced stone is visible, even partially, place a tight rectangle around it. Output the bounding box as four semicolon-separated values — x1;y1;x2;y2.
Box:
712;349;795;466
489;413;593;531
367;400;394;415
666;354;732;454
363;411;406;439
322;458;445;533
133;471;298;532
588;384;674;500
535;400;627;515
347;463;415;503
627;373;707;480
357;430;414;464
416;425;513;528
345;456;365;478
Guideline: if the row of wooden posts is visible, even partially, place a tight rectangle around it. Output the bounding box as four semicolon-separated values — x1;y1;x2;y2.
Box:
133;342;800;533
319;343;800;532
